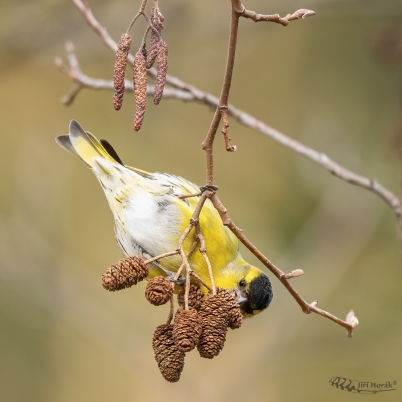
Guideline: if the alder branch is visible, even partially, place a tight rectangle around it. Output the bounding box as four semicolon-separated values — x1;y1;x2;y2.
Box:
200;0;357;336
62;0;402;232
61;0;401;335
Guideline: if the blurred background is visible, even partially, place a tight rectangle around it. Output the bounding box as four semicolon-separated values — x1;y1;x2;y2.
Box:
1;0;402;401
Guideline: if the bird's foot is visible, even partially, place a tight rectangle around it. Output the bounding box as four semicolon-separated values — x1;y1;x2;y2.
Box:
199;184;219;194
167;272;186;286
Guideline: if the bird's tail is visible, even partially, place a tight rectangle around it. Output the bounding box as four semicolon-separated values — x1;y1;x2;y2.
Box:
55;120;121;168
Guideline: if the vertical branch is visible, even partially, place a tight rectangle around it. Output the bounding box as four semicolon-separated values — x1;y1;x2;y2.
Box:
201;7;240;185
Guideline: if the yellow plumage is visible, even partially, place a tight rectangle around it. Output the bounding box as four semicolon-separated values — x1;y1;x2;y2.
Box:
56;120;273;316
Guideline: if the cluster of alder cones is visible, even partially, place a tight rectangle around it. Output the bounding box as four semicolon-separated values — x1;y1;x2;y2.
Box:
113;3;168;131
101;255;243;382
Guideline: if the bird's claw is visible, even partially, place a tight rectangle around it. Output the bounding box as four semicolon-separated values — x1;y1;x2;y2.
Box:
167;273;186;286
200;185;219;193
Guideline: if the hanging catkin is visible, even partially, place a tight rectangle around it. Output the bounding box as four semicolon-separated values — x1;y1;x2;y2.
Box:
113;33;131;110
133;49;147;131
153;40;168;105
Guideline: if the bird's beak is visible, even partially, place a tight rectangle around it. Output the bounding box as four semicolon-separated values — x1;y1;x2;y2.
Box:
230;289;248;304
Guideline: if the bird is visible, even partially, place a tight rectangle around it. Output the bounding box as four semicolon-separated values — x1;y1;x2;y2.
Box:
56;120;273;317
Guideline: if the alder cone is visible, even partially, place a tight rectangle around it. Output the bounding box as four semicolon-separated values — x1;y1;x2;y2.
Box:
177;284;204;310
172;308;202;352
197;295;229;359
215;287;243;329
145;276;173;306
152;324;185;383
153;40;168;105
101;256;148;291
133;49;147;131
113;33;131;110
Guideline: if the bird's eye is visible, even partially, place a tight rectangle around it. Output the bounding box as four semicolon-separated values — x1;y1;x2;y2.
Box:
239;279;246;288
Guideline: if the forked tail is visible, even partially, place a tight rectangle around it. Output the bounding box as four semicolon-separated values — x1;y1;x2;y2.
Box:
55;120;122;168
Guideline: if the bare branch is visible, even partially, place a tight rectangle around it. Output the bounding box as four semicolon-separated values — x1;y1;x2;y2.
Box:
62;0;397;336
62;2;402;226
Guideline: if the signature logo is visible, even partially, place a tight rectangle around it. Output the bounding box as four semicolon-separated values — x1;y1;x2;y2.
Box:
329;377;397;394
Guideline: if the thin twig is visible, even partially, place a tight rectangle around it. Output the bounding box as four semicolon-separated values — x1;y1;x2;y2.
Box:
184;269;190;310
177;192;202;199
189;271;212;293
195;224;216;294
126;0;148;33
166;294;174;325
144;250;180;265
220;106;236;152
173;239;199;284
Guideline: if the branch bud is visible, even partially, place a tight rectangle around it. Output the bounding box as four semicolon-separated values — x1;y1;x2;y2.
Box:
345;309;359;337
283;269;304;279
291;9;316;20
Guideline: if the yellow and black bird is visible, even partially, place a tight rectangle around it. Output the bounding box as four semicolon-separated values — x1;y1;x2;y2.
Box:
56;120;273;317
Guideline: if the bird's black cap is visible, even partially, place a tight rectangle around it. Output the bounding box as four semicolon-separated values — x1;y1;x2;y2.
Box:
242;274;273;315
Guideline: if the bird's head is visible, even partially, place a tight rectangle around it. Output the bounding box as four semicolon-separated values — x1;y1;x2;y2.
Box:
219;264;273;317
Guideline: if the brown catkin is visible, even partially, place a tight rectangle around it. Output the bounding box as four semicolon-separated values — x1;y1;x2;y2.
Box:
113;33;131;110
133;48;147;131
172;308;202;352
101;256;148;291
153;40;168;105
146;7;164;69
152;324;185;383
145;276;173;306
177;284;204;310
196;294;229;359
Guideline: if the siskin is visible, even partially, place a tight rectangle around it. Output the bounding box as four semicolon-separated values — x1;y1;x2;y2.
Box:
56;121;273;317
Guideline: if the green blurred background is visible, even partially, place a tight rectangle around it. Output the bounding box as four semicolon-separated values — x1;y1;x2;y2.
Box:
1;0;402;401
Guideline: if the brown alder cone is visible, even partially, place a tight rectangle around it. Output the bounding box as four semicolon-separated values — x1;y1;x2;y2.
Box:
101;256;148;291
145;276;173;306
153;40;168;105
146;6;164;69
152;324;185;383
177;284;204;310
172;308;202;352
133;48;147;131
113;33;131;110
196;295;229;359
215;287;243;329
